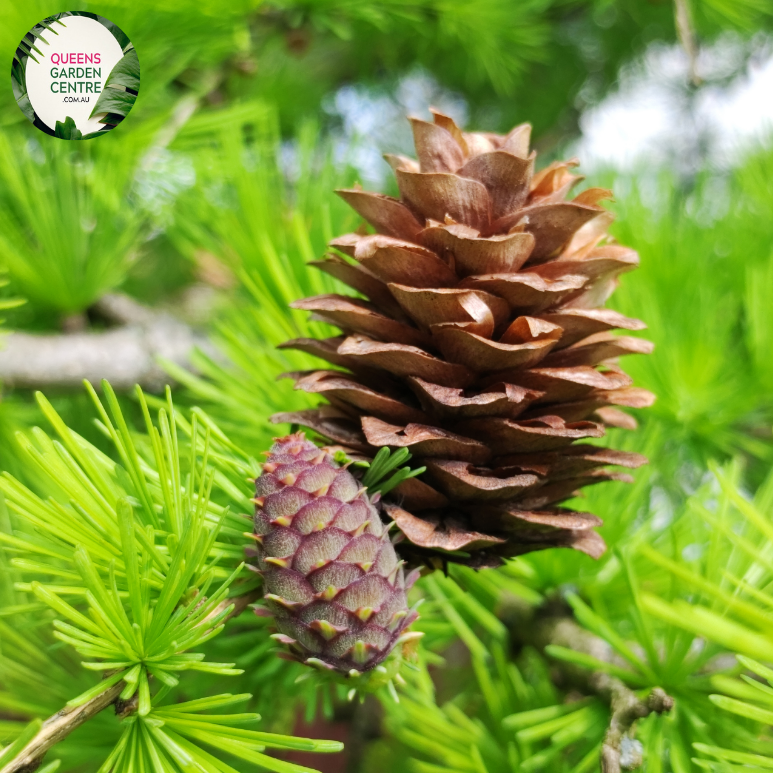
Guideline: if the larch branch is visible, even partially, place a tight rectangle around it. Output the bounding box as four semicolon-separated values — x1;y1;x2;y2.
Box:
0;590;259;773
528;612;674;773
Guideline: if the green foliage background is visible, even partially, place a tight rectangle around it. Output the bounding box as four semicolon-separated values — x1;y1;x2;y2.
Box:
1;0;773;771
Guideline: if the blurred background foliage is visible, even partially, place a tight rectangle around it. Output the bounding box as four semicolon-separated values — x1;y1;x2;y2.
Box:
1;0;773;771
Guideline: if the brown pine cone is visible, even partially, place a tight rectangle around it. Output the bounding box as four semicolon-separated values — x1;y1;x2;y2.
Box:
274;110;654;568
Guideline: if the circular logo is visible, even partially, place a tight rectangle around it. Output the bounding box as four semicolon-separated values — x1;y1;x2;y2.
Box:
11;12;140;140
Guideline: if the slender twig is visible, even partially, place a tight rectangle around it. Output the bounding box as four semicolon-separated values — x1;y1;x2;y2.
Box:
0;591;260;773
344;696;381;773
203;589;262;629
135;69;221;178
0;682;126;773
593;675;673;773
674;0;701;86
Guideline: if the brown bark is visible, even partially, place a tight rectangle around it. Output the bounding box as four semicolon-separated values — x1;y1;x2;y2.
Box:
528;611;674;772
0;683;126;773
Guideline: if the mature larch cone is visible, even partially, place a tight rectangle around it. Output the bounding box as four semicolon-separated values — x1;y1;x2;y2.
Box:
274;110;654;568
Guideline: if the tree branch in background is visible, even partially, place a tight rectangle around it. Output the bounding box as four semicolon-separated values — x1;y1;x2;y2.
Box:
0;71;232;395
528;612;674;773
0;590;260;773
0;293;216;392
595;677;673;773
136;69;222;177
674;0;701;86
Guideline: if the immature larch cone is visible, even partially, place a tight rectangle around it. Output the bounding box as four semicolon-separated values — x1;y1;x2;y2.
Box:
274;110;654;568
252;434;419;673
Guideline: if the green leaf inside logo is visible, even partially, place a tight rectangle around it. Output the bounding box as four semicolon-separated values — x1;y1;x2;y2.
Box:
90;46;140;123
54;115;82;139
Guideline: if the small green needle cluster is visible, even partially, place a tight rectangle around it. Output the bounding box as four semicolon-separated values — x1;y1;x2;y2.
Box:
0;382;342;772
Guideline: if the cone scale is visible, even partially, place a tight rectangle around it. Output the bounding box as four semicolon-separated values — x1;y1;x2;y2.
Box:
274;111;654;568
